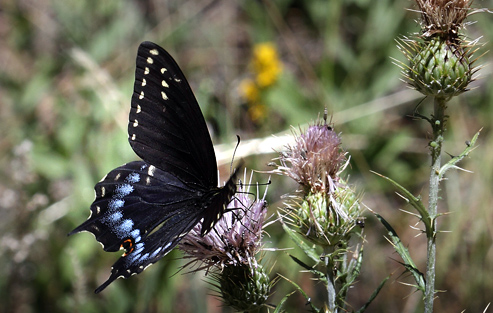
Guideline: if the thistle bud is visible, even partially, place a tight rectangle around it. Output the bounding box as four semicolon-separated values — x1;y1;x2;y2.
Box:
405;37;473;100
396;0;481;100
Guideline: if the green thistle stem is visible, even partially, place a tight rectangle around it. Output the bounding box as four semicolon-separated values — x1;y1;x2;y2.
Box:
324;247;337;313
425;97;446;313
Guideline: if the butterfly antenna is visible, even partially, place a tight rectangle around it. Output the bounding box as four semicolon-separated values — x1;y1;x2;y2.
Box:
230;135;241;175
237;179;271;193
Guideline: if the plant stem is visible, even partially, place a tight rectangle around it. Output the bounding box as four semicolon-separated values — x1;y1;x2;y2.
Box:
424;97;446;313
325;248;337;313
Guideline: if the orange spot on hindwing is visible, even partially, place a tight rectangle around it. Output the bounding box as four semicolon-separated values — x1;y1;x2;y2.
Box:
121;238;135;256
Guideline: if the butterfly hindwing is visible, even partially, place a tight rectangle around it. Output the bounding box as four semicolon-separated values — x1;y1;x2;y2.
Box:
70;161;214;292
129;41;217;187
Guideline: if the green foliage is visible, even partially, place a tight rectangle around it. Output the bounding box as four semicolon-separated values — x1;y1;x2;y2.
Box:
373;213;425;292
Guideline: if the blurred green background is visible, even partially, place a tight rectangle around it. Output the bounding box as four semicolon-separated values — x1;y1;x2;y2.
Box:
1;0;492;312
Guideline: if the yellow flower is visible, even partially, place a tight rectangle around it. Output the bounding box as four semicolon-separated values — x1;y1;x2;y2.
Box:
248;103;267;122
252;43;282;88
239;79;259;103
238;43;282;123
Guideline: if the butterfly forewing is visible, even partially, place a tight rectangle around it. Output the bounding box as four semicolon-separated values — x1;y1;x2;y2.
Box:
129;41;217;187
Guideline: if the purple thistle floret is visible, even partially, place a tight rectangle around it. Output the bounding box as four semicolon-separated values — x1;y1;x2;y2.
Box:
180;181;267;272
276;119;346;194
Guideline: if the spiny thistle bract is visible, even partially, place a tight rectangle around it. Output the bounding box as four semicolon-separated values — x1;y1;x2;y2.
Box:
396;0;482;101
214;264;270;312
288;184;361;247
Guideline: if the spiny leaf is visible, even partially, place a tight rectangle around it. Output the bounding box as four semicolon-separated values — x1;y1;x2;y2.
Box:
282;223;320;264
371;171;432;236
272;291;297;313
355;274;391;313
439;129;481;179
277;274;320;313
374;213;426;292
287;254;327;283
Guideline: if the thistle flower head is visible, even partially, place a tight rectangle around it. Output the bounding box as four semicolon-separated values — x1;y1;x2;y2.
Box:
274;117;346;195
179;179;267;271
273;114;362;246
180;175;270;311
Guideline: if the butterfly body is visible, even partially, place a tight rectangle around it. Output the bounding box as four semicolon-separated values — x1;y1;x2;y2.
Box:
70;42;239;293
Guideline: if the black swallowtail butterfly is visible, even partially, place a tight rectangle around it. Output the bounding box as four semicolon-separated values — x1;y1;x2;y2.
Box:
69;41;240;293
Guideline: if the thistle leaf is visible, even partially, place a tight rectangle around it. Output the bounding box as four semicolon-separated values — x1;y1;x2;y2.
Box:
374;213;426;292
339;245;364;296
282;223;320;263
278;274;320;313
355;274;391;313
287;254;327;283
371;171;432;236
272;291;297;313
439;129;481;179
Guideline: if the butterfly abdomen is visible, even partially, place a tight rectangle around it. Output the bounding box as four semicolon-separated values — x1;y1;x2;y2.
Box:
199;169;240;236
